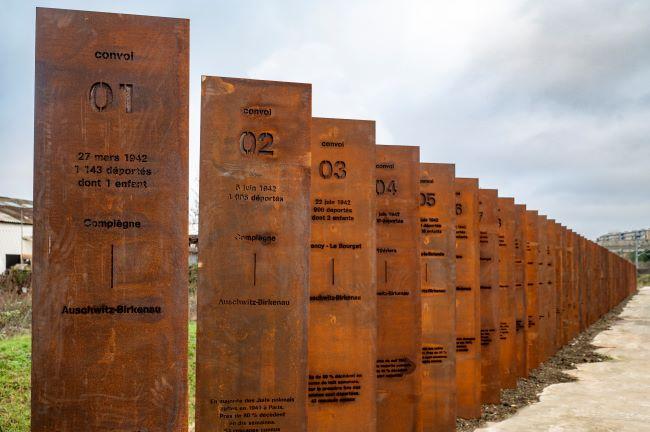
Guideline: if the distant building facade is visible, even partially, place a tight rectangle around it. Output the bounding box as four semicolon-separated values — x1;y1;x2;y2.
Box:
597;229;650;256
0;197;33;271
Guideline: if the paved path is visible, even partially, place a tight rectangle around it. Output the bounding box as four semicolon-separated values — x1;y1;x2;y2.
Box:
477;286;650;432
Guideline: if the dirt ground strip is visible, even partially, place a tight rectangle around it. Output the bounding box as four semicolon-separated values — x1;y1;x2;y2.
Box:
456;294;634;432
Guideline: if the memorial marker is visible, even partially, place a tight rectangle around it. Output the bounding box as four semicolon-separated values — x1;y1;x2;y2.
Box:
375;145;422;432
454;178;481;419
33;8;189;430
513;204;527;378
419;163;457;432
478;189;500;404
308;118;377;432
197;77;311;431
537;215;550;362
497;197;516;388
524;210;540;372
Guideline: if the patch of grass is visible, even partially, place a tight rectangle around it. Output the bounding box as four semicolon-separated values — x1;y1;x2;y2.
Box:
638;273;650;287
189;321;196;429
0;293;31;339
0;334;30;431
0;324;198;431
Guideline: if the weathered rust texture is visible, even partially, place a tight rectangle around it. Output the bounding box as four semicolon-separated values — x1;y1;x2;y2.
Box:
33;8;188;431
559;225;570;347
308;118;377;432
454;178;481;419
197;77;311;432
568;230;580;341
419;163;457;432
552;222;563;351
478;189;500;404
375;145;422;432
513;204;527;379
536;215;550;363
497;197;516;389
523;210;540;373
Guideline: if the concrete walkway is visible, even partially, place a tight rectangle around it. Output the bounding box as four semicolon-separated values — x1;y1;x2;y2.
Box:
476;286;650;432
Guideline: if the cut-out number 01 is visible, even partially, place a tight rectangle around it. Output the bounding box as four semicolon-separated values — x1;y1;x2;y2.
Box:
89;82;133;113
240;132;274;155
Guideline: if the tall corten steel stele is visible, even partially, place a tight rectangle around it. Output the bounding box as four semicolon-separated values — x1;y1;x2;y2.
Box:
478;189;500;404
513;204;527;379
197;77;311;432
524;210;540;373
497;197;516;389
375;145;422;432
454;178;481;419
308;118;377;432
537;215;550;363
419;163;457;432
33;8;189;431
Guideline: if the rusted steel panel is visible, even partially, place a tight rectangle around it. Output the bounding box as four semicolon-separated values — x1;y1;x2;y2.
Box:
559;225;571;347
553;222;563;351
513;204;527;378
197;77;311;432
419;163;457;432
33;8;189;431
454;178;481;419
537;215;550;363
523;210;540;373
308;118;377;432
375;145;422;432
546;220;558;356
478;189;500;403
497;197;516;389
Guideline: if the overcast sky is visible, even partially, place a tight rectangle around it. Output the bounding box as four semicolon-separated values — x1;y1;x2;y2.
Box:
1;0;648;239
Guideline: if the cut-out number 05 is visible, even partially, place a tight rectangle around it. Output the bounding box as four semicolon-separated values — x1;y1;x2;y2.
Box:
240;132;274;155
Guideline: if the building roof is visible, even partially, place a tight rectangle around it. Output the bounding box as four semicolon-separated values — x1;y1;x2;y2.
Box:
0;196;33;224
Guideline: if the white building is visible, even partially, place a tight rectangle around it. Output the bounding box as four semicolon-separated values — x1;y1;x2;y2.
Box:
0;197;33;271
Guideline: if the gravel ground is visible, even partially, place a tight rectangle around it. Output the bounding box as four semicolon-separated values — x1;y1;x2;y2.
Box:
456;294;634;432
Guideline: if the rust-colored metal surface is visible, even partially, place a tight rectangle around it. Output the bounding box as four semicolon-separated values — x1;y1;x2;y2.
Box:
497;198;516;389
375;145;422;432
552;222;563;351
513;204;527;379
536;215;550;362
197;77;311;432
478;189;500;404
33;8;188;431
454;178;481;419
523;210;540;373
308;118;377;432
419;163;457;432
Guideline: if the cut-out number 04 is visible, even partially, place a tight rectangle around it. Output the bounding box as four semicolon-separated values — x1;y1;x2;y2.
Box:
89;82;132;113
319;160;346;179
376;179;398;195
240;132;274;155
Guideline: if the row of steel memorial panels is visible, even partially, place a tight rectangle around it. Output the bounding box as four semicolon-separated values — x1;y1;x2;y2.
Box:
32;8;638;432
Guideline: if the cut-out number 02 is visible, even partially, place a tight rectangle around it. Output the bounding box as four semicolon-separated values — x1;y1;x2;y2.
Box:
376;179;398;195
319;160;346;179
89;82;133;113
240;132;274;156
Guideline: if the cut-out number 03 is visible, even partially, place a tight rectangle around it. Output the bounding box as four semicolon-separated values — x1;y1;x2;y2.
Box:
240;132;274;155
319;160;346;179
376;179;398;195
89;82;133;113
